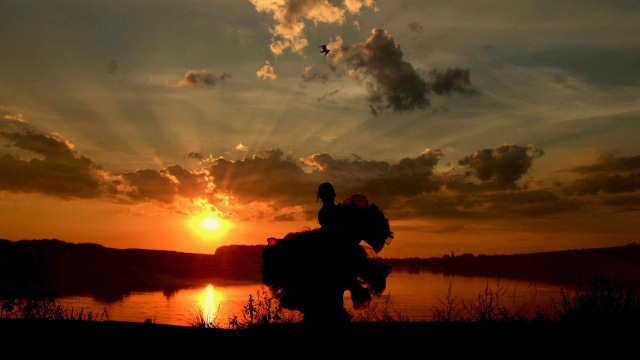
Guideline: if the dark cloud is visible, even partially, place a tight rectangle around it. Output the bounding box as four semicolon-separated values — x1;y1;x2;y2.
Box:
457;144;544;186
600;194;640;207
0;131;111;199
186;152;204;160
317;89;341;107
121;169;178;204
177;70;231;88
487;190;584;216
301;149;445;207
272;213;296;221
431;224;466;233
428;68;475;96
206;148;311;207
408;22;423;34
342;29;431;114
108;59;118;75
396;193;479;219
119;165;207;204
391;148;444;175
301;66;329;83
568;172;640;195
568;152;640;174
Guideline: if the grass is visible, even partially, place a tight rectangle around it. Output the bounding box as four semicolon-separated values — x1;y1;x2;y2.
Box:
0;297;109;321
184;304;220;328
431;272;640;322
227;287;303;329
350;294;410;322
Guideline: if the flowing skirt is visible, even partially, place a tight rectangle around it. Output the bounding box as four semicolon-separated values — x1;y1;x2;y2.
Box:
261;227;391;316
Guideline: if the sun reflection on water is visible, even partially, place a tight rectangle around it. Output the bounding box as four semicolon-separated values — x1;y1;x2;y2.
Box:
201;284;216;323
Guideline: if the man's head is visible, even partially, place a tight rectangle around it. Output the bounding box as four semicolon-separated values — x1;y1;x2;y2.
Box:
317;182;336;202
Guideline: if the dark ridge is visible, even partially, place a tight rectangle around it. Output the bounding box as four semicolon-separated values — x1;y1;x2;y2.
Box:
2;239;639;301
0;239;266;301
382;243;640;285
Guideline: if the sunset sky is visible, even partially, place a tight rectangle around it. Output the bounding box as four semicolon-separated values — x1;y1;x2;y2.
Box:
1;0;638;258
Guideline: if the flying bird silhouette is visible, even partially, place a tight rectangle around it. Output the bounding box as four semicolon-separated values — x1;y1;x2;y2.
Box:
319;45;330;56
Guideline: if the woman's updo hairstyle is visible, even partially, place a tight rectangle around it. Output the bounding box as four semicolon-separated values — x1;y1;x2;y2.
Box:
316;182;336;202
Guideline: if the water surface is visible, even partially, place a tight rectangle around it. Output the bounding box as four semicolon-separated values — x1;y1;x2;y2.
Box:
58;270;562;326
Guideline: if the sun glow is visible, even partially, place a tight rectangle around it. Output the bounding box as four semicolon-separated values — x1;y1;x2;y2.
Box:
202;216;219;230
188;214;231;241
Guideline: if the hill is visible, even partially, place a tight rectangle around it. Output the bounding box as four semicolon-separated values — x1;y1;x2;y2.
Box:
0;239;265;301
383;243;640;284
2;239;639;301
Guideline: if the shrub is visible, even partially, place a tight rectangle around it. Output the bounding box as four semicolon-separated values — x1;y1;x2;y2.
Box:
228;287;302;329
551;272;640;321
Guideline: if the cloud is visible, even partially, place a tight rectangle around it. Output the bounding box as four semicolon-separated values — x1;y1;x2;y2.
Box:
301;66;329;83
186;152;204;160
301;148;445;208
397;193;478;219
249;0;376;56
391;148;444;176
568;172;640;195
408;22;423;34
338;29;431;114
431;224;466;233
206;148;310;207
3;114;25;123
600;194;640;207
257;61;277;80
326;36;344;70
176;70;231;88
487;190;584;216
428;68;475;96
317;89;340;107
457;144;544;186
108;59;118;75
119;165;208;204
568;152;640;174
272;213;297;221
344;0;377;14
0;128;601;222
0;131;112;199
236;143;249;151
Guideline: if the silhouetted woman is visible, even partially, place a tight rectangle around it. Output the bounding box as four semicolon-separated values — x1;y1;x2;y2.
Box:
261;182;393;325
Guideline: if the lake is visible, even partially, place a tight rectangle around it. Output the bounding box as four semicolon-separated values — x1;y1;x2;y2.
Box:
56;269;564;326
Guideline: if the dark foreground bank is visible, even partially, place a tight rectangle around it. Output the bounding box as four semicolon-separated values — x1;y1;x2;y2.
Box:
2;319;635;355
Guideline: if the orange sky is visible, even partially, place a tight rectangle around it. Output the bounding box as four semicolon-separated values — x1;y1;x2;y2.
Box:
0;0;639;258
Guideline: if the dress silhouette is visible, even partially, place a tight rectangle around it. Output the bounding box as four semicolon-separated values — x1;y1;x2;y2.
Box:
261;183;393;324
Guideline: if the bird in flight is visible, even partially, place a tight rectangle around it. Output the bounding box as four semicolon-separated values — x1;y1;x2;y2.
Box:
319;45;330;56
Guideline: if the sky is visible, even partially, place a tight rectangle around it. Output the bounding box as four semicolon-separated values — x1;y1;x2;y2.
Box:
0;0;639;258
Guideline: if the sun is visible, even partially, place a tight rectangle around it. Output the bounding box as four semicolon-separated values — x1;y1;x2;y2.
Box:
202;216;219;231
188;214;230;241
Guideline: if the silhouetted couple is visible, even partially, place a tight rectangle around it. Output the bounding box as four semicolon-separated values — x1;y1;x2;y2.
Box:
261;182;393;325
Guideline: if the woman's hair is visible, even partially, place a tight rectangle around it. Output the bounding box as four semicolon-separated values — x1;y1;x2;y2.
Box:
316;182;336;202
